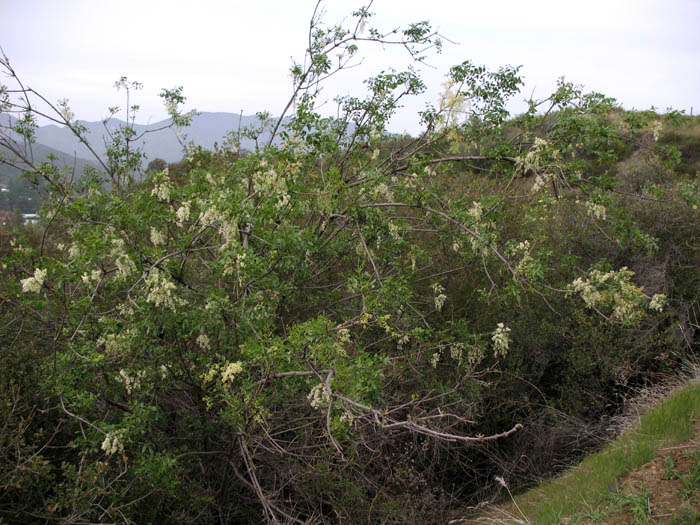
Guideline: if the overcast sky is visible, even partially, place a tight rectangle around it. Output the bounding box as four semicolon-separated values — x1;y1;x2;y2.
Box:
2;0;699;134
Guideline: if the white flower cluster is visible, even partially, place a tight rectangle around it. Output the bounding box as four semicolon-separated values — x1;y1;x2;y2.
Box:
467;345;485;366
119;369;146;394
20;268;46;293
531;172;554;194
196;333;211;350
337;328;351;345
518;137;552;172
372;182;394;202
491;323;511;357
81;269;102;285
151;180;174;202
308;383;331;410
648;293;667;312
586;201;607;221
465;201;495;255
438;78;469;129
339;410;354;425
651;121;663;142
101;430;125;456
117;302;135;317
221;361;243;383
255;168;290;209
571;275;601;308
198;203;225;228
110;239;136;279
57;99;75;123
450;342;465;364
201;360;244;386
150;227;166;246
570;267;666;323
432;282;447;312
388;221;401;241
198;202;239;249
145;268;185;311
176;201;190;228
509;240;535;277
97;329;135;357
467;201;483;222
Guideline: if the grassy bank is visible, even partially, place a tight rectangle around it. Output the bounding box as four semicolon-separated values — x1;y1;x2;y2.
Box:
469;380;700;524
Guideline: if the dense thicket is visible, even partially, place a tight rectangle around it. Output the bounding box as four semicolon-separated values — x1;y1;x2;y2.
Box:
0;5;698;523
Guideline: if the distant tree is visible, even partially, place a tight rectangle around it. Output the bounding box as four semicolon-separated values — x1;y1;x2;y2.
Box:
146;158;167;173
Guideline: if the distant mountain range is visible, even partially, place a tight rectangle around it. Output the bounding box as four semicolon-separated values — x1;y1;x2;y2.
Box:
32;112;289;163
0;111;291;183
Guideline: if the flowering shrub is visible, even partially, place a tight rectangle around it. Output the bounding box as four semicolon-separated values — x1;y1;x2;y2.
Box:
0;5;694;523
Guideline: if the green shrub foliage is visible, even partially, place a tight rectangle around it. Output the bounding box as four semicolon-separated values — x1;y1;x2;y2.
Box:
0;5;697;523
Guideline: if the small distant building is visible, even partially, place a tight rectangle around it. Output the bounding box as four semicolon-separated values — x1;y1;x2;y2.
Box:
23;213;39;225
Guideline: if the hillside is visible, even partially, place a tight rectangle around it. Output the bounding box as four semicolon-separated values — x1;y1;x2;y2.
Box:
31;111;290;163
0;113;98;182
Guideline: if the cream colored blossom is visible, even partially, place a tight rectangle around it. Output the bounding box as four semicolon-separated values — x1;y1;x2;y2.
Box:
531;172;554;193
569;267;654;323
586;201;607;221
119;369;145;394
467;201;483;222
150;227;166;246
176;201;191;227
648;293;667;312
115;255;136;279
339;410;354;425
196;333;211;350
221;361;243;383
117;303;134;317
337;328;351;344
511;240;535;276
372;182;394;202
151;181;173;202
438;79;469;129
492;323;511;357
21;268;46;293
388;221;401;241
101;430;125;456
450;342;465;364
98;329;135;357
145;268;185;310
81;269;102;285
307;383;330;410
110;239;136;279
432;282;447;312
